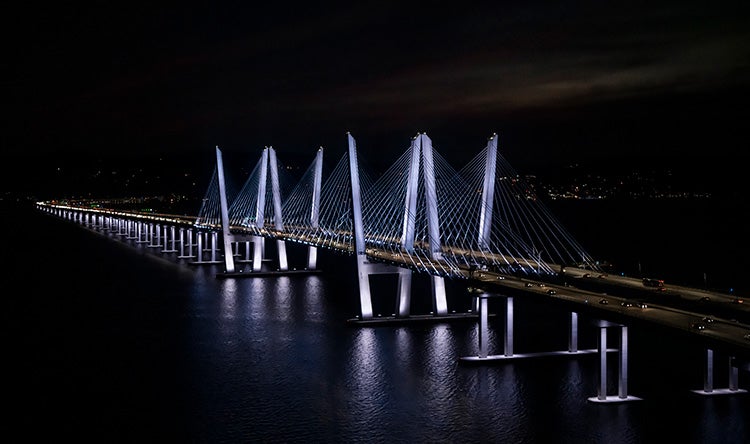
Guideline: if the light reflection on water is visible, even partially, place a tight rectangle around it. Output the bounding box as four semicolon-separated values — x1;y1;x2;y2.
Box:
9;203;750;444
129;260;750;442
302;276;327;323
247;277;270;321
346;328;389;439
219;278;238;320
424;325;458;406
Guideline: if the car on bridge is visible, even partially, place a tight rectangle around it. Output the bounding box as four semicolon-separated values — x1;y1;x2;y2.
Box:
546;289;557;295
643;277;664;288
690;322;706;331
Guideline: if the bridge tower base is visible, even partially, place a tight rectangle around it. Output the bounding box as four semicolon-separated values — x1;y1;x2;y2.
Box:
190;231;223;265
587;321;642;403
461;294;607;362
459;294;643;405
691;348;747;396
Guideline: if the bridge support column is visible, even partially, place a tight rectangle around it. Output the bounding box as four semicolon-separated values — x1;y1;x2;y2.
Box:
431;276;448;316
460;295;611;363
138;222;154;244
471;296;479;314
276;239;288;271
730;357;740;391
307;246;318;270
596;326;607;401
460;293;502;360
478;295;489;358
186;231;222;264
149;224;162;248
202;232;211;252
136;222;147;243
177;228;191;258
619;326;629;399
588;322;641;403
196;233;204;262
244;241;251;262
355;256;375;319
705;348;714;393
252;236;264;271
210;232;218;262
151;223;158;245
163;226;177;253
395;269;413;318
569;312;579;353
692;348;747;396
504;296;514;357
189;229;196;255
353;261;421;321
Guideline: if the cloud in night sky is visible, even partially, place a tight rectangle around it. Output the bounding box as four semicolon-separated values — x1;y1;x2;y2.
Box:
3;1;749;189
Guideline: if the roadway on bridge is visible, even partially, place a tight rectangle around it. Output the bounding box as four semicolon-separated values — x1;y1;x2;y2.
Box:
465;266;750;355
42;202;750;358
361;245;750;356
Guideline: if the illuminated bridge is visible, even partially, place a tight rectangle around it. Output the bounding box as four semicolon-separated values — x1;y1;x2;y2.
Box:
37;132;750;403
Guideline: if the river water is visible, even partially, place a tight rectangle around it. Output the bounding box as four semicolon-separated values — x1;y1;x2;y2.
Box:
4;198;748;443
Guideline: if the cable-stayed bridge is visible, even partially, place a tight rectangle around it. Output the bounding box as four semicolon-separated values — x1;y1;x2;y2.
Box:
38;132;750;403
189;132;599;318
196;133;595;271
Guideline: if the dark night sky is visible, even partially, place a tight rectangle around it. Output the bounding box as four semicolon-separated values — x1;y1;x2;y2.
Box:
3;2;749;197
